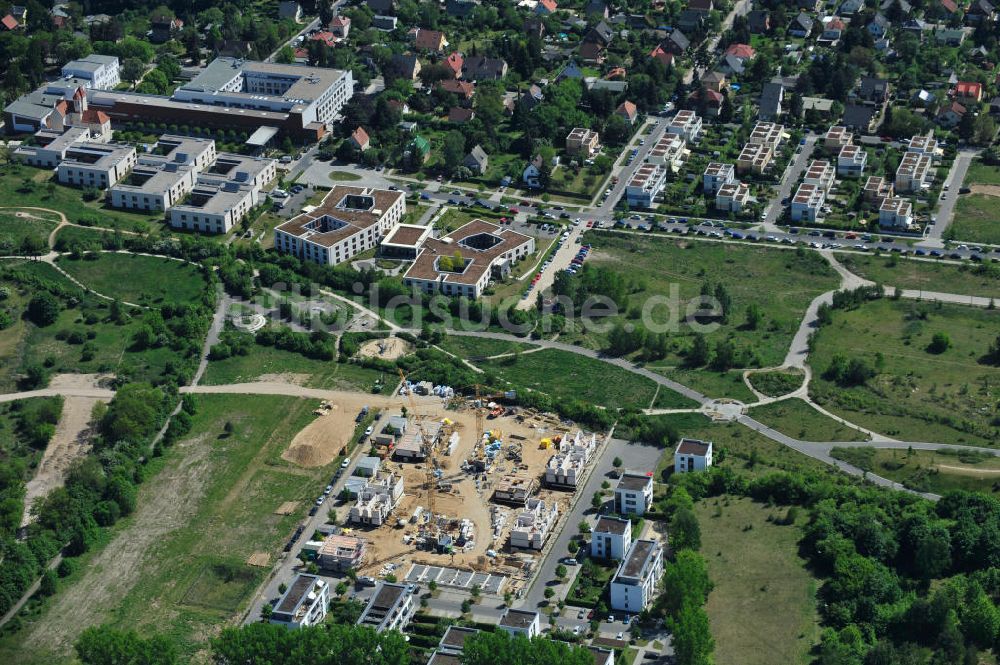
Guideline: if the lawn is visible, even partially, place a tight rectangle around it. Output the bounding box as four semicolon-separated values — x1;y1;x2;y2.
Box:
949;194;1000;245
0;395;334;663
963;159;1000;186
478;348;696;410
568;233;839;368
565;558;616;608
203;344;387;391
838;253;1000;300
808;298;1000;446
0;210;57;254
0;164;161;232
748;398;869;442
695;496;821;665
56;253;210;306
650;367;758;403
830;446;1000;494
437;335;538;360
747;369;805;397
53;225;135;252
329;170;362;181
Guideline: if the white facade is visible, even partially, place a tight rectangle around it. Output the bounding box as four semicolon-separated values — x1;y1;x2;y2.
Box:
544;431;596;487
625;164;666;208
169;154;276;234
509;498;558;550
748;121;786;149
499;609;541;638
895;152;933;193
715;181;750;213
703;162;735;194
61;55;121;90
674;438;713;473
665;109;702;142
615;471;653;517
270;574;329;629
349;472;404;526
610;540;664;614
591;516;632;561
647;133;687;171
837;144;867;177
357;582;416;633
879;197;913;228
803;160;836;191
275;186;406;266
790;182;826;222
109;136;216;212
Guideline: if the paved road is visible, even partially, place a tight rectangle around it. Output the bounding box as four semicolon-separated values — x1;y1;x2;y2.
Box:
921;148;979;244
514;223;585;311
517;437;664;610
763;135;817;229
597;117;669;215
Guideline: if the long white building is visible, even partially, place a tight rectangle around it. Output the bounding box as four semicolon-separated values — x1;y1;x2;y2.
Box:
109;135;217;211
168;153;276;234
61;54;121;90
610;539;664;614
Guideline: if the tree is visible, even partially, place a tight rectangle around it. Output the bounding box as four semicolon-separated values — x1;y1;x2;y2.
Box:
670;508;701;551
75;626;178;665
669;603;714;665
612;456;623;471
442;130;466;173
927;332;950;354
591;492;603;510
27;292;61;327
211;622;409;665
555;564;567;580
744;304;763;330
543;587;555;601
660;551;713;618
686;334;710;367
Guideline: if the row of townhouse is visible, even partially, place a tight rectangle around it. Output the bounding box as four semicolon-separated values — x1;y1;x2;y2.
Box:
543;431;598;487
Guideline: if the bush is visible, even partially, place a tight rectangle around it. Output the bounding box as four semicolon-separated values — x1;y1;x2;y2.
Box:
26;292;62;327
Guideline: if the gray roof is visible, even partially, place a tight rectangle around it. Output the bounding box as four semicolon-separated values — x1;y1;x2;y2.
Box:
760;81;784;117
465;145;488;167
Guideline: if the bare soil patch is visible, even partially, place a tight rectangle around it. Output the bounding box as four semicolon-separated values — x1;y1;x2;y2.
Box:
282;405;352;468
936;463;1000;477
969;184;1000;197
246;552;270;567
21;395;102;527
274;501;299;515
255;373;310;385
357;337;414;361
48;372;113;390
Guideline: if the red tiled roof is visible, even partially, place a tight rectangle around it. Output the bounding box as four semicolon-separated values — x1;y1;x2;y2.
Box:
539;0;558;11
81;109;111;125
650;45;674;67
439;79;475;98
351;126;370;147
310;31;337;47
414;28;446;51
955;81;983;97
606;67;626;79
616;100;637;119
445;52;463;76
1;14;18;30
724;43;755;59
941;0;959;12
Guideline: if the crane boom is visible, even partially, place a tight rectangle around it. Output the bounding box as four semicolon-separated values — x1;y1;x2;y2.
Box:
397;368;436;523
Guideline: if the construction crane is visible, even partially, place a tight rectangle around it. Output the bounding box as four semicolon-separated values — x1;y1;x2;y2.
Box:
397;368;437;526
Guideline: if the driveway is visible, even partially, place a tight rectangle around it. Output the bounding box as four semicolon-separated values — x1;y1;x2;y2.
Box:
762;135;817;230
920;148;978;245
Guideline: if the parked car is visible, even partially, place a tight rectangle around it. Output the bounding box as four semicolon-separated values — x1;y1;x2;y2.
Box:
341;457;351;469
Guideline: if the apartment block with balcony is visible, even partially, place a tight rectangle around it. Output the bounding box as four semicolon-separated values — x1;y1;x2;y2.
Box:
357;582;416;633
270;574;329;629
625;164;666;208
509;498;558;550
879;196;914;229
615;471;653;516
715;181;750;213
591;515;633;561
702;161;735;194
791;182;826;222
895;152;933;193
803;160;835;191
610;539;664;613
665;109;703;142
736;142;772;175
647;132;687;171
837;143;867;177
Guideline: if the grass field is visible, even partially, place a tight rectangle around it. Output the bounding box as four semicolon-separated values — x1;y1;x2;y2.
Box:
651;366;758;403
696;496;821;665
53;225;136;251
56;253;209;306
437;335;538;360
478;348;696;410
950;194;1000;245
808;298;1000;446
746;369;804;397
571;233;839;367
0;210;56;254
830;446;1000;494
203;345;387;391
0;395;333;663
964;160;1000;186
749;398;869;442
329;170;362;181
838;254;1000;300
0;164;160;232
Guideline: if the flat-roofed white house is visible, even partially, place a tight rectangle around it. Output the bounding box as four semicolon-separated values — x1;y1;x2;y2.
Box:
615;471;653;516
591;515;632;560
895;152;933;193
674;438;713;473
357;582;416;633
703;161;735;194
349;472;404;525
509;498;558;550
61;54;121;90
837;143;867;177
270;574;329;629
715;181;750;213
879;196;913;229
625;164;666;208
169;153;277;234
790;182;825;222
610;539;664;613
647;132;687;171
499;608;541;638
666;109;703;142
109;135;217;212
803;160;836;191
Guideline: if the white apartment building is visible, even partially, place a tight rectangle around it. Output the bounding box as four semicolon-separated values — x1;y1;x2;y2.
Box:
907;135;942;162
895;152;934;193
665;109;703;142
169;154;276;234
61;54;121;90
349;472;404;526
737;141;772;174
837;144;867;177
703;162;735;194
615;471;653;516
58;141;137;190
357;582;416;633
625;164;666;208
610;539;664;614
748;121;786;149
109;135;216;211
647;132;687;171
715;181;750;213
270;574;329;629
824;125;853;148
544;431;597;487
509;498;558;550
275;185;406;266
791;182;826;222
863;175;894;204
674;438;713;473
499;609;541;638
803;160;836;191
591;515;632;561
879;196;914;229
566;127;600;156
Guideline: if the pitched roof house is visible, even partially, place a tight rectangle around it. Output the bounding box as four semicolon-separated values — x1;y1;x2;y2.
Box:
536;0;558;15
463;56;508;81
650;45;674;68
664;30;690;55
444;52;464;78
411;28;448;52
616;101;638;125
463;145;488;174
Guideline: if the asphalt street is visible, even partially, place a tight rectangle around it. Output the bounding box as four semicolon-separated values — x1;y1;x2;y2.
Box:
921;148;978;243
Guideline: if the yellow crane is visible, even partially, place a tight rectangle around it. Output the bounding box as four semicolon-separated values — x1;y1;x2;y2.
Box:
397;368;437;525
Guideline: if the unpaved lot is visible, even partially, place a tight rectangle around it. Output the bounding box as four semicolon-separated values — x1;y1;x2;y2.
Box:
18;435;213;657
357;337;414;361
969;184;1000;197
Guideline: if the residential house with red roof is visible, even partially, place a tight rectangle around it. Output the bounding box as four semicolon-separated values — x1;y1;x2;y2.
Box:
650;45;674;68
439;79;475;101
724;43;756;60
1;14;20;30
954;81;984;103
330;16;351;38
350;127;370;151
616;101;638;125
536;0;558;14
444;52;464;79
411;28;448;52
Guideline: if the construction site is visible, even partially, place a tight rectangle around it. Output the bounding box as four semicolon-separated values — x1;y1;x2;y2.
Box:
331;380;607;598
